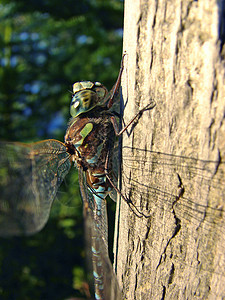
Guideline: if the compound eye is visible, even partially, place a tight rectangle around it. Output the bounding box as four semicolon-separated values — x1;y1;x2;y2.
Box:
95;87;106;99
72;82;83;93
72;81;94;93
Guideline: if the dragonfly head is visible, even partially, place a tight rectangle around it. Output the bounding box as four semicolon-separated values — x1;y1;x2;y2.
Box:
70;81;108;117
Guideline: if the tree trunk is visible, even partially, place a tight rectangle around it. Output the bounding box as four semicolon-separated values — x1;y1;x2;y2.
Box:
114;0;225;299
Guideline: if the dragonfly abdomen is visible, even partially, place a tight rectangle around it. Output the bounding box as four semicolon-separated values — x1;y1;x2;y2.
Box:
65;83;120;299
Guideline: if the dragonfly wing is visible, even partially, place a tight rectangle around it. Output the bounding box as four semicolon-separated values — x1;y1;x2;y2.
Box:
0;140;71;236
108;139;121;203
78;168;121;299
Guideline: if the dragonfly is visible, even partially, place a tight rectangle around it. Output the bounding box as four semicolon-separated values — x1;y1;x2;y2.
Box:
0;57;155;299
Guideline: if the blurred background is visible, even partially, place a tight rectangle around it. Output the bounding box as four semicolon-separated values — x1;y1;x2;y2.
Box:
0;0;123;299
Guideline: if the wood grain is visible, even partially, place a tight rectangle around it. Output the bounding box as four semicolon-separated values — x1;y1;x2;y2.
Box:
114;0;225;299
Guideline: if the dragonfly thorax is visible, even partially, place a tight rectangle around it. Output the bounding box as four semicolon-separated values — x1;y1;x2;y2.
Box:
65;108;115;201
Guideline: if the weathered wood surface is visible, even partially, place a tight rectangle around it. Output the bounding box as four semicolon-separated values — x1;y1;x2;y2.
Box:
114;0;225;299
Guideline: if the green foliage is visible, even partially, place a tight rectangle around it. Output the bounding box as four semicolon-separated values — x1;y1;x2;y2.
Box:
0;0;123;141
0;0;123;298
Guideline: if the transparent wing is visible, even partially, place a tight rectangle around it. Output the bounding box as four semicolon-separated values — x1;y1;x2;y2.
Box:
108;139;120;203
122;146;225;275
122;146;225;228
0;139;71;236
78;168;121;299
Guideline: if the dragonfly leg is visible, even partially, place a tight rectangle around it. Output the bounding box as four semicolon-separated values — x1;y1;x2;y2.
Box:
111;100;156;136
107;53;126;109
105;151;150;218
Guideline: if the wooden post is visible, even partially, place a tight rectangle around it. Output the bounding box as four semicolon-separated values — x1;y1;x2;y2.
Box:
114;0;225;298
